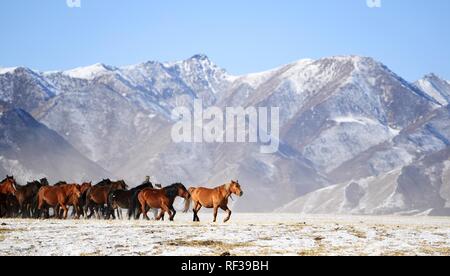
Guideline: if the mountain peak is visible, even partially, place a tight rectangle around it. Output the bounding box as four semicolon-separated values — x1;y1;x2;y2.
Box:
0;67;19;75
0;66;37;75
416;73;450;106
189;54;210;61
423;73;444;81
62;63;114;80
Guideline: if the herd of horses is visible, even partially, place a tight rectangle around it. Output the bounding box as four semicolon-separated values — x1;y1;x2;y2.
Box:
0;175;244;222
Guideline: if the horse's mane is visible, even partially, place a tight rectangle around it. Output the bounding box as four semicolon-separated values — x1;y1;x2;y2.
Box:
163;183;184;199
132;182;154;191
1;176;14;183
27;180;41;187
95;179;111;186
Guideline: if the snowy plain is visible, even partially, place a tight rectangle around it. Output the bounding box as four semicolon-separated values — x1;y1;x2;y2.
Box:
1;213;449;256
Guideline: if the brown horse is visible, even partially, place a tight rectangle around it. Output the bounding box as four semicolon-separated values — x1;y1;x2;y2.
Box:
85;180;128;219
185;180;243;223
0;176;18;218
56;182;92;219
37;184;81;219
136;183;190;221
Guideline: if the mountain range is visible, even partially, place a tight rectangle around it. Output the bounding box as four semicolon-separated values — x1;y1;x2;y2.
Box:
1;55;450;214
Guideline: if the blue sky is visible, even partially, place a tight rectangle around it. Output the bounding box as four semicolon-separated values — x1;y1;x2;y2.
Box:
0;0;449;81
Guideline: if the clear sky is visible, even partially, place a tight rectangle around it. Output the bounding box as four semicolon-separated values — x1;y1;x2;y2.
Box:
0;0;449;81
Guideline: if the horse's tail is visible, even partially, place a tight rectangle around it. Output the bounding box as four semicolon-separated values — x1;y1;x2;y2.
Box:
183;187;196;213
31;192;41;218
128;190;140;220
84;187;92;217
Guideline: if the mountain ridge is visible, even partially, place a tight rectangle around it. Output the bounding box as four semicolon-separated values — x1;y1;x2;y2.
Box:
1;54;450;212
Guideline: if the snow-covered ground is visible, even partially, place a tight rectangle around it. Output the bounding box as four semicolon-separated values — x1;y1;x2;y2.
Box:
1;214;449;256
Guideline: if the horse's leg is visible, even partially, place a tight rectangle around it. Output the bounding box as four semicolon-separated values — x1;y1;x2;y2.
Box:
45;207;50;219
193;202;202;222
141;203;150;220
156;209;165;221
161;204;173;221
61;204;69;220
192;201;198;222
127;207;133;220
85;196;94;219
221;206;232;223
151;207;158;220
20;203;26;219
38;198;45;219
24;203;30;218
95;206;101;220
170;206;177;221
213;205;219;223
74;205;80;219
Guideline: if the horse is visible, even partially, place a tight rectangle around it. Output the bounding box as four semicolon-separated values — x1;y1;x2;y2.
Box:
0;176;18;218
75;182;92;218
85;180;128;219
108;182;154;220
14;180;48;218
136;183;190;221
55;182;92;219
185;180;243;223
37;184;81;219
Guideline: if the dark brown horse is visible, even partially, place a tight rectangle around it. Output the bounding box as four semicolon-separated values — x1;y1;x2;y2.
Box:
15;179;48;218
185;180;243;223
108;181;154;220
136;183;190;221
0;176;18;218
85;180;128;219
37;184;82;219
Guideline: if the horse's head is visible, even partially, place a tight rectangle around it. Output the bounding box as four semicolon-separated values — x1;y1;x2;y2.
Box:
118;180;128;190
175;183;190;199
2;175;17;195
112;180;128;191
96;179;111;186
70;184;82;199
80;182;92;194
229;180;243;197
40;178;49;186
28;180;41;192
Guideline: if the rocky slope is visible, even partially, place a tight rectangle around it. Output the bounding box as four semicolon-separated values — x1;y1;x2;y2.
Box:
1;55;449;212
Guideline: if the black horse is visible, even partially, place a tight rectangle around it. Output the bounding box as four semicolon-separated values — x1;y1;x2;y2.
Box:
108;181;154;220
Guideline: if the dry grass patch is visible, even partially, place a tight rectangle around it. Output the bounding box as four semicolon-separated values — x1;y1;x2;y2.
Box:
164;239;254;255
80;250;102;256
346;227;367;239
420;246;450;256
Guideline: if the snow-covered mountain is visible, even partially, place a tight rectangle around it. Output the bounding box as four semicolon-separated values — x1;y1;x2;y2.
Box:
1;55;449;213
415;74;450;106
0;101;109;184
278;103;450;215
